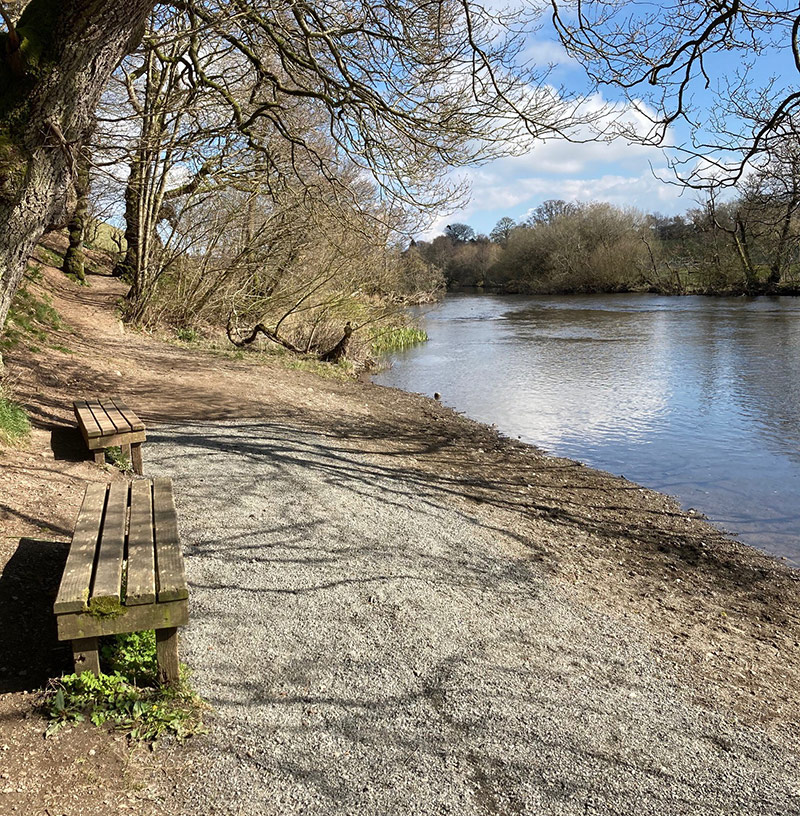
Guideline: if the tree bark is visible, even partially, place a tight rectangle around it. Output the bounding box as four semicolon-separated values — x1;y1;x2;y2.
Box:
114;153;143;279
0;0;154;353
62;151;90;281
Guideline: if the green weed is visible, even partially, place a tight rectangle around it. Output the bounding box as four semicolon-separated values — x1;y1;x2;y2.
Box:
175;327;199;343
105;445;131;472
101;631;158;686
45;631;205;741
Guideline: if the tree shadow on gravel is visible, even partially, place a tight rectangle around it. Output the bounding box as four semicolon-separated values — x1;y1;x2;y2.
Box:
0;538;71;692
184;632;794;816
148;417;799;607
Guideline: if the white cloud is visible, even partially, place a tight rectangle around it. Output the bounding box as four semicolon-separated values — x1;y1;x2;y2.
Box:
418;94;698;239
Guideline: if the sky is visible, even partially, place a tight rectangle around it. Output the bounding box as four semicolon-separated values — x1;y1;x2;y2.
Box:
419;8;796;241
418;31;691;240
422;118;696;239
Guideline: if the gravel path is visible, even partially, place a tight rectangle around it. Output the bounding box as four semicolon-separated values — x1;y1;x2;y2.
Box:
149;420;798;816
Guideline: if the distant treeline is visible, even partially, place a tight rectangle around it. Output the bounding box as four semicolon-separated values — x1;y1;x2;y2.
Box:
407;164;800;296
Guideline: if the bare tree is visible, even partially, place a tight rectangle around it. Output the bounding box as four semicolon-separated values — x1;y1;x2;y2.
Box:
1;0;588;365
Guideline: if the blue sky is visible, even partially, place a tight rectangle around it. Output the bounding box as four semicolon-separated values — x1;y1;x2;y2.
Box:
421;41;694;239
421;9;797;241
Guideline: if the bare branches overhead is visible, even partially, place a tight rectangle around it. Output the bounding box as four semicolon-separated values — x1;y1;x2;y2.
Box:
551;0;800;186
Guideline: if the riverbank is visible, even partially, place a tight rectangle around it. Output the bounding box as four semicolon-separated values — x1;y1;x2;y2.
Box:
1;264;798;813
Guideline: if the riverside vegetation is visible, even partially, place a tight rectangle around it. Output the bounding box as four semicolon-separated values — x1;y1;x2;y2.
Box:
412;179;800;297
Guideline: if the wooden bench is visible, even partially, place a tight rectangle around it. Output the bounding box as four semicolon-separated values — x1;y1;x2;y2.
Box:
74;398;146;475
54;479;188;685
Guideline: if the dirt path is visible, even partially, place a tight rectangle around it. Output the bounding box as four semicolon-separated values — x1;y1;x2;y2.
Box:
1;264;799;814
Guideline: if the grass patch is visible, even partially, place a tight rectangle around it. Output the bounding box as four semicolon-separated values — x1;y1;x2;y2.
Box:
371;325;428;354
0;390;30;444
45;631;205;741
33;245;64;267
0;266;62;352
281;355;355;380
203;340;354;378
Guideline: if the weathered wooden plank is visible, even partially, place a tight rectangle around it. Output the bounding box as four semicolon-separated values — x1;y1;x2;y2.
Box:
56;599;189;640
85;430;146;451
100;399;131;434
73;400;103;439
156;627;180;686
126;480;156;606
111;398;146;433
72;637;100;676
89;481;128;608
54;483;107;614
86;399;116;436
153;479;188;602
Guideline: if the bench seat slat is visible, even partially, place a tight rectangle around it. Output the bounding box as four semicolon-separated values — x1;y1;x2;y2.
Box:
99;399;132;434
86;400;116;437
153;479;188;602
111;398;145;432
54;484;107;614
73;401;103;439
127;481;156;605
90;482;128;606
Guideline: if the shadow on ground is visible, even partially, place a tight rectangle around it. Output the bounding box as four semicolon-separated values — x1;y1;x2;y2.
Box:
0;538;72;692
50;426;88;463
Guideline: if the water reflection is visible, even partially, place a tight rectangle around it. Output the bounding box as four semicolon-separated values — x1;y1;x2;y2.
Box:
374;294;800;564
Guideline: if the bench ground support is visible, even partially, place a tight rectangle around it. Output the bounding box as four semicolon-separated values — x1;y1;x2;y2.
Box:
73;398;146;475
54;480;189;686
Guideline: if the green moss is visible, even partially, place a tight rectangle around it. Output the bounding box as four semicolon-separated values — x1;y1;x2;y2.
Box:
88;596;125;620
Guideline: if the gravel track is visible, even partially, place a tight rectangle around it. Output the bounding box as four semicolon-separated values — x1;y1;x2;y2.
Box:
149;420;799;816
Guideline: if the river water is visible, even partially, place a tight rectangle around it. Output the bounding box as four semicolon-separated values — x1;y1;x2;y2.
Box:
373;293;800;565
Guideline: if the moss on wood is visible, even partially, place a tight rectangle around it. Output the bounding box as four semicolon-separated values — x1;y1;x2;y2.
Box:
88;596;126;619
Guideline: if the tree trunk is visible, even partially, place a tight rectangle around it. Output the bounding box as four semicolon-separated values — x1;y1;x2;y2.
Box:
319;322;354;363
62;152;90;281
0;0;154;356
114;154;143;279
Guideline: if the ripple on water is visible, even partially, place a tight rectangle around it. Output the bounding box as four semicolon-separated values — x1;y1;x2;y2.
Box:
376;292;800;564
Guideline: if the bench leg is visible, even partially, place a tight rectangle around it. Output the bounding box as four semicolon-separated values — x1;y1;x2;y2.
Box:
121;443;132;467
72;637;100;676
131;442;144;475
156;627;180;686
93;449;105;466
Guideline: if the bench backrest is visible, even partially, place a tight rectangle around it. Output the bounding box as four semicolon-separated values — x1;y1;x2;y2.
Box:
54;480;188;615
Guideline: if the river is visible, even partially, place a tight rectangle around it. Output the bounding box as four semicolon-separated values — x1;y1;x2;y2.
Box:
373;293;800;565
